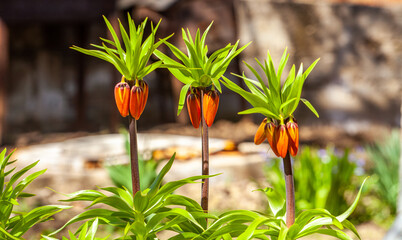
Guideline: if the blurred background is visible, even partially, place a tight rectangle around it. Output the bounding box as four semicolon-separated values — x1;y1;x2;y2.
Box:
0;0;401;239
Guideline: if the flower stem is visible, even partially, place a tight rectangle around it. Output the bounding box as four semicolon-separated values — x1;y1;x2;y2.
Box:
129;116;141;196
283;152;295;227
200;88;209;212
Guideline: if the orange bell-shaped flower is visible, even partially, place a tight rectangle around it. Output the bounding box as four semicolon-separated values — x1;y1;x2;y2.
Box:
187;89;201;128
266;120;280;156
286;117;299;156
254;118;267;145
129;80;148;120
114;81;130;117
203;89;220;127
274;121;289;158
139;80;149;114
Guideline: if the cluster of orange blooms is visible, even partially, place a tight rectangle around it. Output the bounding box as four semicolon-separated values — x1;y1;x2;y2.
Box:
114;77;149;120
254;117;299;158
186;88;220;128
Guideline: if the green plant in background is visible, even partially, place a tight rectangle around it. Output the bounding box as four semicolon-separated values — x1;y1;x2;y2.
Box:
265;146;357;215
106;158;158;193
366;130;400;215
154;22;249;212
0;148;69;239
106;130;160;192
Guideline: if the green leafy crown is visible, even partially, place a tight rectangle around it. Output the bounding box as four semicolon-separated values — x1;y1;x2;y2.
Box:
221;48;319;121
71;14;172;81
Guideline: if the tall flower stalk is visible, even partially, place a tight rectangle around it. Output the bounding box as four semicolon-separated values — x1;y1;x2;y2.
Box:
155;23;249;212
71;14;171;197
221;49;319;226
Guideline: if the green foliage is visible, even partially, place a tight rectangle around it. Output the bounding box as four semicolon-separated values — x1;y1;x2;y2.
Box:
71;14;171;81
48;151;365;239
0;148;70;240
166;178;368;240
366;130;400;214
223;177;367;240
221;49;319;121
265;147;357;215
154;22;250;115
106;158;158;193
43;218;108;240
47;154;219;239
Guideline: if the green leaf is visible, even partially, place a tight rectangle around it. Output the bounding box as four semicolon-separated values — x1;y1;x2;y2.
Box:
162;40;191;67
342;219;361;240
301;98;319;118
277;48;289;82
278;222;289;240
148;153;176;198
102;15;124;58
133;191;149;212
177;84;192;116
12;169;46;199
49;209;126;236
336;177;369;222
238;107;278;119
237;217;271;240
221;76;268;109
100;187;133;208
10;205;70;237
3;160;40;197
312;229;353;240
0;225;20;240
89;196;135;216
61;190;106;202
257;188;285;217
279;98;297;115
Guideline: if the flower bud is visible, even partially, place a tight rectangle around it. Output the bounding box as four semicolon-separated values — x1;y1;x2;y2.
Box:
187;89;201;128
254;118;267;145
266;120;279;156
274;122;289;158
139;80;149;113
203;89;220;127
114;81;130;117
286;117;299;156
129;80;148;120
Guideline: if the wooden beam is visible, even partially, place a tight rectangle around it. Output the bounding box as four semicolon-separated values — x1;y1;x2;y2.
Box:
0;0;116;23
0;19;8;146
74;24;87;130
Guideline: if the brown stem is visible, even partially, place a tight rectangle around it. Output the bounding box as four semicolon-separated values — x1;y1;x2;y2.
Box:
129;117;141;196
283;152;295;227
200;88;209;212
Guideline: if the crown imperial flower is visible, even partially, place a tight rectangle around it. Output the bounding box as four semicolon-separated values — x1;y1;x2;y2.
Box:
203;89;220;127
114;81;131;117
286;117;299;156
187;89;201;128
274;121;289;158
129;80;148;120
254;118;268;145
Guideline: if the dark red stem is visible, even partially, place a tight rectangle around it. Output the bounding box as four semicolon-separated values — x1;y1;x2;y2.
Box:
200;88;209;212
283;152;295;227
129;117;141;196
